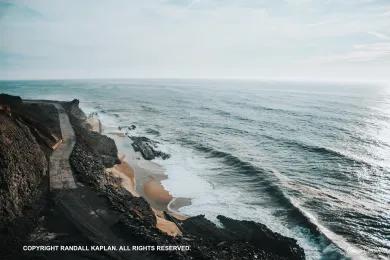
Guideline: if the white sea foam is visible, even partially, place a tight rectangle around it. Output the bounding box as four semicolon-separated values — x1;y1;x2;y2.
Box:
272;169;369;259
3;79;387;259
88;112;324;259
78;99;369;260
153;142;324;260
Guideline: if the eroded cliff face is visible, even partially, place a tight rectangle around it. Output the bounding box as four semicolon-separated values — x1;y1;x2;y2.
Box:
63;99;120;168
0;95;66;259
0;113;48;223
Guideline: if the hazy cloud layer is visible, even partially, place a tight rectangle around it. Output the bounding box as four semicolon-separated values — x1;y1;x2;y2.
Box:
0;0;389;80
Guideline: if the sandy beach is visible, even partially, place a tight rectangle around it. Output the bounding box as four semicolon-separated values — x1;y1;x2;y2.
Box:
106;154;138;196
98;124;188;237
124;151;190;217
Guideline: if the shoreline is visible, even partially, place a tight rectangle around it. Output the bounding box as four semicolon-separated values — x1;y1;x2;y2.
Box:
0;95;307;260
102;125;191;216
90;118;189;236
80;103;350;259
93;112;360;259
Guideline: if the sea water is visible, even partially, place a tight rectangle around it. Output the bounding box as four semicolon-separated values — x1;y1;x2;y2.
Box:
1;79;389;259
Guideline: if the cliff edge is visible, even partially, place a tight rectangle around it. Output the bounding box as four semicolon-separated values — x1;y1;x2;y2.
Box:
0;94;305;260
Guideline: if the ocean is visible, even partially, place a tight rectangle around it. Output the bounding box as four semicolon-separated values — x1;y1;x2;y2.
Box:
1;79;389;259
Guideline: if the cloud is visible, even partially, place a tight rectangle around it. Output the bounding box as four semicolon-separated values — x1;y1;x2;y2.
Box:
187;0;201;8
1;0;390;80
0;1;44;20
382;10;390;16
367;31;390;40
311;42;390;63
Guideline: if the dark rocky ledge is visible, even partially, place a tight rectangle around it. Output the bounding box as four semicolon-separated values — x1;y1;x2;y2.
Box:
129;136;170;160
63;99;120;168
0;94;58;259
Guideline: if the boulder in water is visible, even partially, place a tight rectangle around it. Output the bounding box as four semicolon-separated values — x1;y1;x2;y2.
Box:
129;136;170;160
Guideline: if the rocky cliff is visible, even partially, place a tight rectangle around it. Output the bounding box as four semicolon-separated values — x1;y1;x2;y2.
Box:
0;94;63;258
0;113;48;223
0;95;305;260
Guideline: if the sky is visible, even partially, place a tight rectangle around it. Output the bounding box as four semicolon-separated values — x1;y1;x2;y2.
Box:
0;0;390;81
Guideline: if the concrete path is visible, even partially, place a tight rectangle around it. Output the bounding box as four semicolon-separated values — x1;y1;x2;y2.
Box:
49;103;77;190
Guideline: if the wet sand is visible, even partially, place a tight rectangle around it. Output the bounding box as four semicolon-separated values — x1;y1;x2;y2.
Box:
130;153;190;217
167;198;192;220
105;131;189;236
144;178;172;205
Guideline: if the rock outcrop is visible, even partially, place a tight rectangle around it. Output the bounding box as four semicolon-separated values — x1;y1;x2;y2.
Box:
217;215;305;259
0;94;62;154
69;142;106;187
63;99;119;168
129;136;170;160
105;186;157;227
0;113;48;223
172;214;305;260
0;95;59;259
0;94;61;223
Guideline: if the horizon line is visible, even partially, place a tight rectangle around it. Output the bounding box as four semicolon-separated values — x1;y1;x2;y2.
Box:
0;76;389;85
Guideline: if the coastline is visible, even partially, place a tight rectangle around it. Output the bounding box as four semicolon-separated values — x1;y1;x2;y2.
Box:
92;118;189;236
99;120;190;212
0;95;306;260
104;113;365;258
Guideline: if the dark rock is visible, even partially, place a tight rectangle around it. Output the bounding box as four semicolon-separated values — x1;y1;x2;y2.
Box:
18;103;62;152
181;215;234;242
89;111;98;117
84;131;119;167
0;93;22;107
70;99;79;106
0;113;48;224
0;112;50;257
130;136;156;160
104;186;156;227
118;125;136;131
129;136;170;160
165;214;306;259
0;94;62;152
69;142;105;187
0;95;65;259
217;215;305;260
65;99;87;122
63;100;120;168
145;128;160;136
